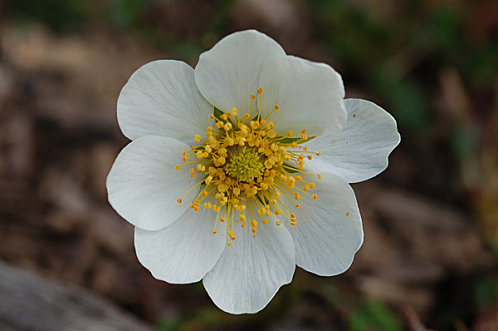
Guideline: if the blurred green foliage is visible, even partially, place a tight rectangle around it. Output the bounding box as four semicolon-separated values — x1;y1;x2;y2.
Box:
474;276;498;310
349;300;402;331
7;0;88;31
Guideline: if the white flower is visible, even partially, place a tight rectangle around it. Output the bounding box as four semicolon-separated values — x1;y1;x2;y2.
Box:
106;30;400;314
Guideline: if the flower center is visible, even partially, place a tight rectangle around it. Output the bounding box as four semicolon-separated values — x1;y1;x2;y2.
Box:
176;89;321;246
225;147;264;182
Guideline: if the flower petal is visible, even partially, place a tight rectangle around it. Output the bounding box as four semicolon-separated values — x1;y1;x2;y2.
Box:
118;60;212;145
203;220;295;314
106;135;199;231
287;172;363;276
304;98;401;183
134;207;227;284
195;30;285;113
258;55;347;136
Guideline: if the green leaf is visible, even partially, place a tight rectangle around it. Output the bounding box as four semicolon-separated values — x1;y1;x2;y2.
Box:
350;300;402;331
213;107;224;120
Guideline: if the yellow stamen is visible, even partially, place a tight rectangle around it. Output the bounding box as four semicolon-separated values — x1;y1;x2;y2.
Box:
175;92;323;244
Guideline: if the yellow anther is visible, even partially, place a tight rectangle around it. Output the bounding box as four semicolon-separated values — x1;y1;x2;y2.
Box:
250;220;258;227
287;131;293;137
190;173;196;178
274;105;279;110
346;212;350;216
210;114;215;119
212;231;217;235
227;243;232;247
177;198;182;204
317;152;322;156
263;219;268;224
301;129;306;134
251;94;256;100
295;203;300;208
252;228;258;233
275;209;282;215
221;114;228;120
250;121;259;129
175;165;181;171
276;221;282;226
304;185;310;191
310;182;316;189
220;217;226;223
307;155;312;160
217;156;226;165
195;134;201;142
244;113;250;118
257;88;263;94
333;138;337;142
317;174;322;179
312;194;318;200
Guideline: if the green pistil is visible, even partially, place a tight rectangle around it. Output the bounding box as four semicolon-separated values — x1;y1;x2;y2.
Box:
225;147;264;182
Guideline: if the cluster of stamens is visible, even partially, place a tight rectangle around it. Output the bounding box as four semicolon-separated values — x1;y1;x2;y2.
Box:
176;88;321;246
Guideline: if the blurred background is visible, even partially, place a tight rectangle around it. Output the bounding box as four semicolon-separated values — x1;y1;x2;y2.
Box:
0;0;497;330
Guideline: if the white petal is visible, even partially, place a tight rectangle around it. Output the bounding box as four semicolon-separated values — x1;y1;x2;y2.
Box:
118;60;212;145
134;207;227;284
195;30;285;114
287;172;363;276
106;136;199;231
304;98;401;183
203;219;295;314
259;55;347;136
